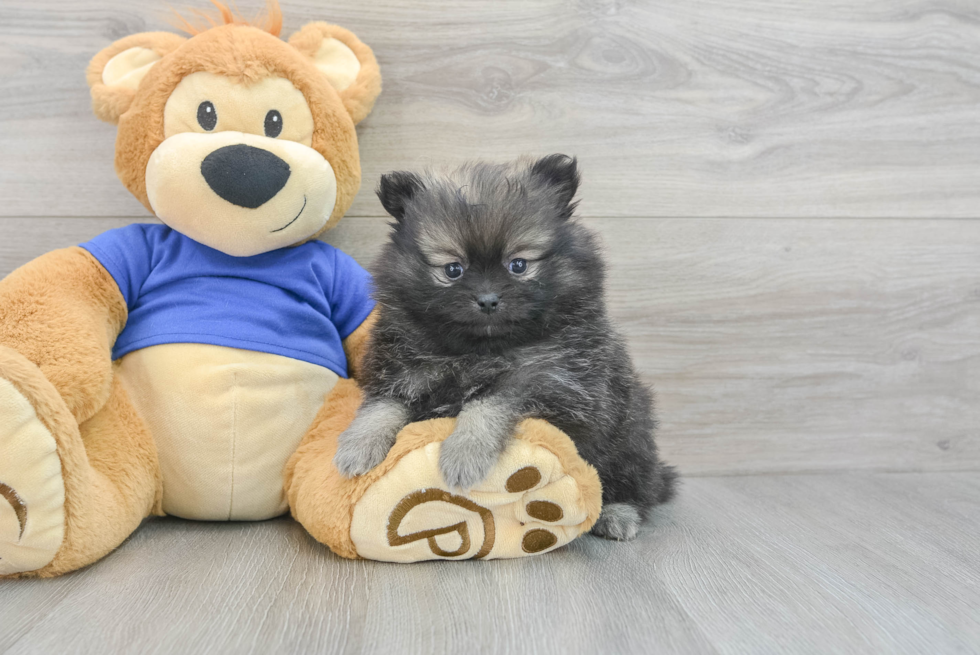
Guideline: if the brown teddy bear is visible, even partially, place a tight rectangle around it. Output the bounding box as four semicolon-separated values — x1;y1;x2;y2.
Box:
0;1;601;577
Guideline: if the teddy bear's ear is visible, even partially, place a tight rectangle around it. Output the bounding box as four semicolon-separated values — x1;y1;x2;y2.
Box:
86;32;186;125
289;22;382;125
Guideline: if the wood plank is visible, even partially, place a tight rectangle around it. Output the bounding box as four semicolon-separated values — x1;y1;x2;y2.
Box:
1;473;977;654
1;216;977;476
651;472;980;654
602;217;980;475
2;1;980;218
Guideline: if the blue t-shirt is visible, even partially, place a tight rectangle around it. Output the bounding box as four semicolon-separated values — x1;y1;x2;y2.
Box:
80;224;374;378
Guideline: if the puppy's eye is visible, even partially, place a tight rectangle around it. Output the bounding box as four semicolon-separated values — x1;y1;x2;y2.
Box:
197;101;217;131
264;110;283;138
445;262;464;280
508;258;528;275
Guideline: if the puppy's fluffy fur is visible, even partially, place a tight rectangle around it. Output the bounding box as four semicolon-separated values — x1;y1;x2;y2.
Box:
334;155;676;539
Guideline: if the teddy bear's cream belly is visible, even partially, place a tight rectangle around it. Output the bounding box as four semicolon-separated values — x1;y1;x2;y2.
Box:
116;344;339;521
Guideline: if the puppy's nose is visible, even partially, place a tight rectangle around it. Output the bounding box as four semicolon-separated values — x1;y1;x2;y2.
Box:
476;293;499;314
201;144;290;209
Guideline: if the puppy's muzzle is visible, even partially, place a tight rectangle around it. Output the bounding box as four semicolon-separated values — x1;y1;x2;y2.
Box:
201;144;291;209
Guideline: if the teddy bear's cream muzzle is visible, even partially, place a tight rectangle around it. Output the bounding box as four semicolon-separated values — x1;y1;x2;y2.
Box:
145;130;337;257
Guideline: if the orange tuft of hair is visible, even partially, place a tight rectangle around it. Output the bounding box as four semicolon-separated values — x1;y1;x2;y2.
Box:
171;0;283;37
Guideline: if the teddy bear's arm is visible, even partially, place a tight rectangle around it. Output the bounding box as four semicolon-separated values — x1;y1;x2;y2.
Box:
0;247;127;424
340;308;379;382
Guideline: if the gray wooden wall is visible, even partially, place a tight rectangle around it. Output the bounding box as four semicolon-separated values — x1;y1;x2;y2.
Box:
1;0;978;477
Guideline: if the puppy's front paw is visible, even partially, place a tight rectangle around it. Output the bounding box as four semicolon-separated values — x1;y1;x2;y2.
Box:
590;503;641;541
438;432;499;490
334;424;394;478
333;400;409;478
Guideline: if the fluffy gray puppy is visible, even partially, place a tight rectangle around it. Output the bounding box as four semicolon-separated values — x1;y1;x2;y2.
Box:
334;155;675;540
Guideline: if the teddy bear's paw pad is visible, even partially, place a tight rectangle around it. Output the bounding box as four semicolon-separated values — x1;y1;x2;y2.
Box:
0;377;65;576
349;438;594;562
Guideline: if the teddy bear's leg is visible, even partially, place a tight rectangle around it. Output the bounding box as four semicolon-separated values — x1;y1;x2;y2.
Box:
285;380;603;562
1;247;159;577
0;248;128;426
0;348;161;578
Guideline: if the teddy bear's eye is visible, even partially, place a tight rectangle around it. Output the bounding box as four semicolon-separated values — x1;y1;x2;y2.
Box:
264;110;283;138
197;101;217;131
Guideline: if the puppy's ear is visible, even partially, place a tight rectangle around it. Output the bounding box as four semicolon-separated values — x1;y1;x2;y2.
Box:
87;32;186;124
377;172;424;222
289;23;382;125
531;154;580;218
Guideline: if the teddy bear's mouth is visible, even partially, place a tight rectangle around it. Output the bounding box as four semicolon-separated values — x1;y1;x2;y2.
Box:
271;195;307;233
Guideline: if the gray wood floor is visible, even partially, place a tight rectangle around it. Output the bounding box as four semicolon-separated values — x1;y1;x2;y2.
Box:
1;0;978;653
2;473;979;655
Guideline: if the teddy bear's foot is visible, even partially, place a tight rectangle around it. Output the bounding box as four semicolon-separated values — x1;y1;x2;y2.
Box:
349;420;602;562
286;380;603;562
0;374;66;576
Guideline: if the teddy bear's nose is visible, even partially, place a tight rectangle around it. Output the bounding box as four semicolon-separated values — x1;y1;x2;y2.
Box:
200;144;291;209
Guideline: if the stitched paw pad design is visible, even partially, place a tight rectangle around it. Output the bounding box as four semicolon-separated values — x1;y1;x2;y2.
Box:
349;435;596;562
0;376;65;576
